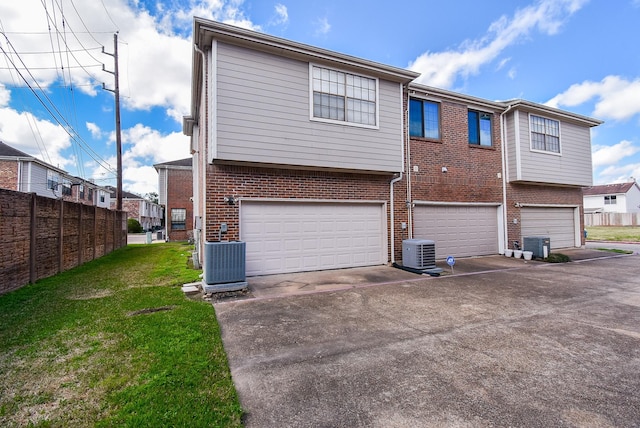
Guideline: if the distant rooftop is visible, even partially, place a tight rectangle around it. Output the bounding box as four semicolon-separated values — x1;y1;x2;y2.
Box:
583;181;639;196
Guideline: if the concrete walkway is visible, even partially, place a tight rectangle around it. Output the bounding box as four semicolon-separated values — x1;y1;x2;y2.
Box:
214;252;640;427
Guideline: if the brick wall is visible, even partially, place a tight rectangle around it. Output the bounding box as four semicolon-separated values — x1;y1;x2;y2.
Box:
406;99;503;203
0;160;18;191
167;168;193;241
206;163;394;256
506;183;584;246
0;188;126;295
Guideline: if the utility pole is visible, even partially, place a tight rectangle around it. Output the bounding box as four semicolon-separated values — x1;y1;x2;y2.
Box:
102;33;123;211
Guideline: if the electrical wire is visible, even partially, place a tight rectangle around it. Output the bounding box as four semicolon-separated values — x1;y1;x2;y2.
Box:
0;35;116;176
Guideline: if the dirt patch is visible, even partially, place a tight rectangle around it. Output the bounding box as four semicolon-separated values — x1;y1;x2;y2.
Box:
205;289;252;303
127;305;175;316
67;289;114;300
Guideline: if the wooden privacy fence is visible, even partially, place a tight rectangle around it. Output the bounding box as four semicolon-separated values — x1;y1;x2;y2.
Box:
584;212;640;227
0;188;127;294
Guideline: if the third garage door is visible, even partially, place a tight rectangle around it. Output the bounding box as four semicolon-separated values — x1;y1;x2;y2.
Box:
413;204;500;259
521;207;577;249
240;201;386;276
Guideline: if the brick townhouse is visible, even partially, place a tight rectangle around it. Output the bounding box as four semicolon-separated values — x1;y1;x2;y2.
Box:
183;18;601;278
0;141;111;207
154;158;194;241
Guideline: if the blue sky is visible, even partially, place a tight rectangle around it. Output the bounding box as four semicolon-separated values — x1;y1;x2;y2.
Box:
1;0;640;195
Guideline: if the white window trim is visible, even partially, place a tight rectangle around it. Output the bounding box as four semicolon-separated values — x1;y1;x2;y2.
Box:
528;113;562;157
308;63;380;130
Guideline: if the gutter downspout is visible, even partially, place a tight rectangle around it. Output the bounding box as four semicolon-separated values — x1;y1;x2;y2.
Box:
406;87;413;240
390;171;402;263
193;43;206;259
390;84;408;263
500;104;514;254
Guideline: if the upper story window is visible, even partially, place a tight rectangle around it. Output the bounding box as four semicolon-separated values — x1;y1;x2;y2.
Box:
79;185;85;199
604;195;617;205
88;188;94;201
62;178;72;196
468;110;492;146
47;170;59;190
311;65;377;127
409;98;441;140
530;115;560;153
171;208;187;230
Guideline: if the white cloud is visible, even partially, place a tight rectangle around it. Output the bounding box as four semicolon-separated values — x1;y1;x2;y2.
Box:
0;84;10;107
592;140;640;167
0;105;72;169
408;0;588;88
546;76;640;121
86;122;103;139
0;0;256;194
597;162;640;185
315;17;331;36
273;4;289;26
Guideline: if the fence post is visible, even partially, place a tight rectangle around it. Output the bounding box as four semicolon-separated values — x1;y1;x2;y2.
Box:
29;193;37;284
59;200;64;273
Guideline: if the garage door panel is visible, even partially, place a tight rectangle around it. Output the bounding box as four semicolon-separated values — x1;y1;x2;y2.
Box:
414;205;499;259
241;202;386;276
521;207;575;249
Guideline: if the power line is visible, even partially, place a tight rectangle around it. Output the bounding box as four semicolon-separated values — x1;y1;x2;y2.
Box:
0;35;116;176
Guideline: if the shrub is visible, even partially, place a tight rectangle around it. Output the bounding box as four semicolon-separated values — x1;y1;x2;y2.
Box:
127;218;143;233
545;253;571;263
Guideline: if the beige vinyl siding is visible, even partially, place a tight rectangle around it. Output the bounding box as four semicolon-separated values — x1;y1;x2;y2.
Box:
214;43;403;173
505;113;518;182
158;169;167;205
30;163;51;197
512;111;593;186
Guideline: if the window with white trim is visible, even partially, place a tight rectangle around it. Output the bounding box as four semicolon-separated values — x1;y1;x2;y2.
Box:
604;195;617;205
47;170;59;190
530;115;560;153
311;65;377;126
171;208;187;230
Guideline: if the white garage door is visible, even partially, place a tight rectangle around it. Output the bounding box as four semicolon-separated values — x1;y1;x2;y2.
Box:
521;207;576;249
240;201;387;276
413;205;499;259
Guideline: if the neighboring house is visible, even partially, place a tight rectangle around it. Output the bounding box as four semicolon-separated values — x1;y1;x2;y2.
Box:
0;140;111;207
107;187;163;231
154;158;193;241
183;18;601;278
583;180;640;213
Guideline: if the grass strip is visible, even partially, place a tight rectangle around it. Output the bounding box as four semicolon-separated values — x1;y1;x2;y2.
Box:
0;243;242;427
585;226;640;242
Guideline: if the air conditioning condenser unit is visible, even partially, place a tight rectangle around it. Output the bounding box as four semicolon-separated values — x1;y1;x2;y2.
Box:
203;241;248;292
403;239;436;269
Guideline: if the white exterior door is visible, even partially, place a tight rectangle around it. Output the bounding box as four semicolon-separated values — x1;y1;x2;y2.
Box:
521;207;577;249
240;201;387;276
413;205;500;259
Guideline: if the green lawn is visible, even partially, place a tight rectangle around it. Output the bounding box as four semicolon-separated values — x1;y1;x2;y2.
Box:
0;243;243;427
586;226;640;242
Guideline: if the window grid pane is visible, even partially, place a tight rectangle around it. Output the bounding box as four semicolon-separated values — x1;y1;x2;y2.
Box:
312;66;376;126
423;102;440;139
531;115;560;153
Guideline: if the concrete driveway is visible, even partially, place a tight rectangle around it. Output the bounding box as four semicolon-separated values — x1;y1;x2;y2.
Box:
214;254;640;427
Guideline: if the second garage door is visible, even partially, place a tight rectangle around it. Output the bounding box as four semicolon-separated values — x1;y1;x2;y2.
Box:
413;204;500;259
240;201;387;276
521;207;577;249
